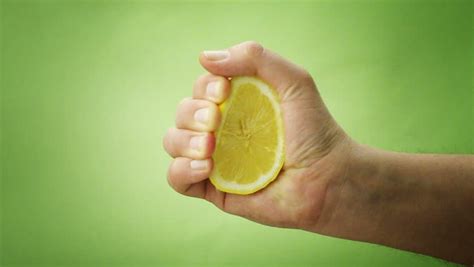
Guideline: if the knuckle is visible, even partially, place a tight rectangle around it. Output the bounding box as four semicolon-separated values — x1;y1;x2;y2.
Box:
298;68;315;85
244;41;264;57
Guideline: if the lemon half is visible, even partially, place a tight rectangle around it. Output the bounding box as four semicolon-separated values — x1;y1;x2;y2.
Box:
210;76;285;195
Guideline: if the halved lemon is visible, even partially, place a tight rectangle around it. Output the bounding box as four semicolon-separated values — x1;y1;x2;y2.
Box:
210;76;285;195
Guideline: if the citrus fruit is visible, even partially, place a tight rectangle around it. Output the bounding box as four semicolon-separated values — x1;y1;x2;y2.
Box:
210;76;285;195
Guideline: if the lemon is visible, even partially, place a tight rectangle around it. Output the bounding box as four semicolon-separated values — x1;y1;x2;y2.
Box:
210;76;285;195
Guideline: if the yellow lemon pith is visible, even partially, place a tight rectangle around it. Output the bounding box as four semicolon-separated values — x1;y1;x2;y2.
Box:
210;76;285;195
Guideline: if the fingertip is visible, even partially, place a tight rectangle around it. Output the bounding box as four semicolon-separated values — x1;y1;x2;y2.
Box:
199;41;314;96
204;103;221;131
190;158;213;172
207;78;231;104
193;74;231;104
167;157;213;195
205;133;216;157
176;98;220;132
199;43;258;78
201;50;230;61
198;52;222;76
198;51;206;65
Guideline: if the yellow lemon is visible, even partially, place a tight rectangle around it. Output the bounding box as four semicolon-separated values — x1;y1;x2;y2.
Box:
210;76;285;195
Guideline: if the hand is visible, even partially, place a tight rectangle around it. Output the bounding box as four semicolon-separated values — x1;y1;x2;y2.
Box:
163;41;474;264
163;41;352;230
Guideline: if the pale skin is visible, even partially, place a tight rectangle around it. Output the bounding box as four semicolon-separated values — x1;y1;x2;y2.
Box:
163;41;474;265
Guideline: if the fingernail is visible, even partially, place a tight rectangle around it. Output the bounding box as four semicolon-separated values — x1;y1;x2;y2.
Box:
189;136;204;151
194;108;209;124
203;50;229;61
190;160;208;170
206;81;220;100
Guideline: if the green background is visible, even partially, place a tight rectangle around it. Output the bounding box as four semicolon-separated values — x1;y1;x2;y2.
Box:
1;0;472;266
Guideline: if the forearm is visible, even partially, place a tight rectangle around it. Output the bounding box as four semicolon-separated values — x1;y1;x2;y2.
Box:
312;143;474;264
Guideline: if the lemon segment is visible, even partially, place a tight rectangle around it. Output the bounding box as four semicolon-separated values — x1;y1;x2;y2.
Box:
210;76;285;195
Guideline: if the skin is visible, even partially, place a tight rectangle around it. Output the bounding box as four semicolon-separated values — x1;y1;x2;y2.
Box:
163;41;474;265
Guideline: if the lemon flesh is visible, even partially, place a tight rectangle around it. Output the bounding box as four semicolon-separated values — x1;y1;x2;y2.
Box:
210;76;285;195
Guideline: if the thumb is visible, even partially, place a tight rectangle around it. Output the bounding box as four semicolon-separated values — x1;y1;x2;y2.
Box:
199;41;316;99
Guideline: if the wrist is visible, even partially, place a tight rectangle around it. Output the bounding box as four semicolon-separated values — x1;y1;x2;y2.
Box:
309;142;474;264
306;141;389;240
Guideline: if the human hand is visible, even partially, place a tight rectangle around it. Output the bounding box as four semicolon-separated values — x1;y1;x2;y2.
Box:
163;41;474;264
163;41;353;230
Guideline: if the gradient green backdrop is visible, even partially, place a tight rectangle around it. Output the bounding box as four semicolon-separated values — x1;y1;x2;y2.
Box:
1;1;472;266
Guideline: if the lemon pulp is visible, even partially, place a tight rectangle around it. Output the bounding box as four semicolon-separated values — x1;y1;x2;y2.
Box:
210;76;285;195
